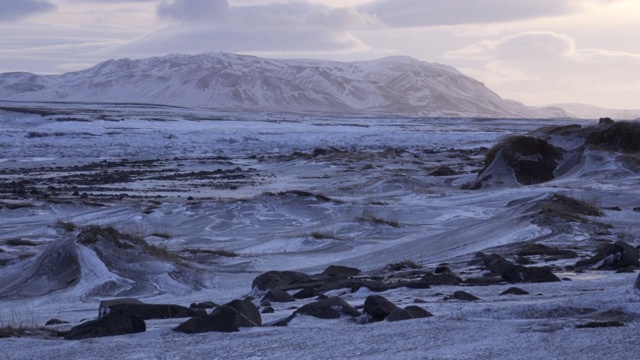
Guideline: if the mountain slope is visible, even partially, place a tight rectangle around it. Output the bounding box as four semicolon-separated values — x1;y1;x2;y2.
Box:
0;52;567;118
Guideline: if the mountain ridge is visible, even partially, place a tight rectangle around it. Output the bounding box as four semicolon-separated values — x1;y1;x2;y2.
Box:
0;52;570;118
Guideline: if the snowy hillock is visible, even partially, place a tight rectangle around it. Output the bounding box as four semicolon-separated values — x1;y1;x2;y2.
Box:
0;52;568;118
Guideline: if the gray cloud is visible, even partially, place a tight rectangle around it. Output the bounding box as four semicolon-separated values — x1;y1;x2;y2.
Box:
157;0;230;22
0;0;56;22
359;0;575;27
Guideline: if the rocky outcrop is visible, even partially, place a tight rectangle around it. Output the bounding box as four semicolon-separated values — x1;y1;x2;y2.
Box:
576;241;640;270
104;302;205;320
64;310;146;340
174;299;261;334
467;136;564;189
481;254;560;283
364;295;399;322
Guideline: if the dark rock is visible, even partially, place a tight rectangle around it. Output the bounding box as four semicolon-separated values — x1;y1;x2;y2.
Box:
322;265;361;277
261;306;275;314
605;241;640;269
45;318;69;326
421;273;462;286
174;305;260;334
385;308;413;322
429;166;458;176
404;306;433;319
189;301;217;309
252;271;312;291
633;207;640;212
295;297;361;319
502;265;561;283
616;266;636;273
598;117;614;125
225;299;262;327
261;289;295;303
576;321;624;328
434;266;451;274
293;286;319;299
99;298;143;317
500;287;529;296
517;244;578;259
453;291;480;301
482;254;514;275
635;272;640;291
106;302;206;320
65;309;146;340
364;295;399;321
481;254;560;283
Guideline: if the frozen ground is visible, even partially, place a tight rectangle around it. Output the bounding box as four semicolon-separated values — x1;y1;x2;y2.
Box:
0;101;639;359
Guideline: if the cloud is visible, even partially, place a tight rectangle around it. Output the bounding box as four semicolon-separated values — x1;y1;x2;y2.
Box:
0;0;56;22
157;0;230;22
359;0;576;27
99;1;380;58
447;32;575;62
443;31;640;107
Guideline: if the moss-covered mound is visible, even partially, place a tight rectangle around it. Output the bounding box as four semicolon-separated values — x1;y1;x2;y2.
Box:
586;122;640;153
481;136;564;185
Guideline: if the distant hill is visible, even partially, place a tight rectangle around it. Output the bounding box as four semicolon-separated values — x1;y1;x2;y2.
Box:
547;103;640;120
0;52;570;118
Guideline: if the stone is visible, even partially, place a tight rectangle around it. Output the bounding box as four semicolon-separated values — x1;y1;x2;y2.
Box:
105;302;206;320
364;295;399;321
173;305;260;334
453;291;480;301
261;289;296;303
189;301;217;309
295;297;361;320
64;310;146;340
252;271;312;291
404;305;433;319
225;299;262;327
500;287;529;296
261;306;275;314
293;286;319;299
322;265;361;277
45;318;69;326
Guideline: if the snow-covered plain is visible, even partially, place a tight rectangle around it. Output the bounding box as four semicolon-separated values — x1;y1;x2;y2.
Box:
1;101;640;359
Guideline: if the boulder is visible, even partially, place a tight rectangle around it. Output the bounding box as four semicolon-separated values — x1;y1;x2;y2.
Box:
386;306;433;322
404;305;433;319
99;298;143;317
261;306;275;314
64;309;146;340
635;273;640;291
261;289;296;303
189;301;217;309
453;291;480;301
500;287;529;296
364;295;399;321
322;265;361;278
252;271;312;291
293;286;319;299
105;302;206;320
272;297;361;326
295;297;361;319
225;299;262;327
173;305;260;334
502;265;561;283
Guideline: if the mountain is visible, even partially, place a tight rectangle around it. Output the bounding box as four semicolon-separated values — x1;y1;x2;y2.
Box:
546;103;640;120
0;52;569;118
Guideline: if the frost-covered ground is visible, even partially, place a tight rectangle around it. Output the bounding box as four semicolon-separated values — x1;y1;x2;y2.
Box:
1;101;640;359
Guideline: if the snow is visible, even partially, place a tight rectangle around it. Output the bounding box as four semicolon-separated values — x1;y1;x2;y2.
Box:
0;103;639;359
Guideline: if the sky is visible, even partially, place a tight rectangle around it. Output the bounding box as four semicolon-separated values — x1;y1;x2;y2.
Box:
0;0;639;109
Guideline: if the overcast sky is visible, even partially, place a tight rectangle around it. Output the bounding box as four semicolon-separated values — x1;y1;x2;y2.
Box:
1;0;639;109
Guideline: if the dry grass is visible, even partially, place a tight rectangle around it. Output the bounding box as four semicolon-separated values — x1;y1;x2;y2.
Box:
77;224;183;263
182;248;238;257
56;220;77;232
357;214;400;228
310;231;343;241
5;238;38;247
541;193;604;222
0;325;58;339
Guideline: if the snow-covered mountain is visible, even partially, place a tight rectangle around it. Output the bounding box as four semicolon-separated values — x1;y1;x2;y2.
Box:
0;52;568;118
546;103;640;120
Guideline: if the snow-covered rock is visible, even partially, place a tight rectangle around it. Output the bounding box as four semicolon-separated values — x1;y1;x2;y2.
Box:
0;52;568;118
